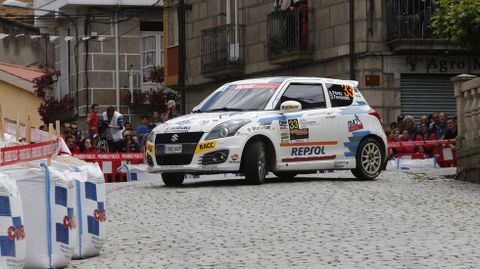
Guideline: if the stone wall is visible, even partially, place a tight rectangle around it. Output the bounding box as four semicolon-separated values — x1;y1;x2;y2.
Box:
453;74;480;183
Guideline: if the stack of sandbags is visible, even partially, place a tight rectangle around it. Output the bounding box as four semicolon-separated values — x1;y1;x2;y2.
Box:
0;174;25;269
52;156;106;259
0;163;76;269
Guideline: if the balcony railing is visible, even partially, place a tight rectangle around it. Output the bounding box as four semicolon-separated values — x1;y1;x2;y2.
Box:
386;0;436;40
201;24;243;76
266;8;311;61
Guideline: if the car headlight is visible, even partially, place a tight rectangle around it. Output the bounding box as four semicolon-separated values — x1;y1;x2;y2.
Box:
205;119;251;140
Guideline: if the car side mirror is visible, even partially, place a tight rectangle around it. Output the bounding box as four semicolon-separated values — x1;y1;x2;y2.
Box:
280;101;302;114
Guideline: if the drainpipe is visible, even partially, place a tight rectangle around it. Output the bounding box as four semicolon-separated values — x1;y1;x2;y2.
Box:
349;0;355;80
115;11;121;112
178;0;187;114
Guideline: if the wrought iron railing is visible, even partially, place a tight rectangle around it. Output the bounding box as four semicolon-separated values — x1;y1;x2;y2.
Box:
267;8;310;58
386;0;437;40
201;24;243;74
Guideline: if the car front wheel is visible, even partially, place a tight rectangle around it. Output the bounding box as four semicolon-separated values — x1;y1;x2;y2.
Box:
162;173;185;186
351;137;384;180
244;140;267;184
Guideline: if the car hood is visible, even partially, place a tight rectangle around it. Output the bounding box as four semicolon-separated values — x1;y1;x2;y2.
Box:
154;111;264;133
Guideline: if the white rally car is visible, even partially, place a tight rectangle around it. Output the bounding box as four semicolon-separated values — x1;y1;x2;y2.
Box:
146;77;387;185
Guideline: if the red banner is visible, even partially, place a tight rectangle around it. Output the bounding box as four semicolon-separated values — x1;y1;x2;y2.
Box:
72;152;144;162
388;139;455;149
0;140;58;166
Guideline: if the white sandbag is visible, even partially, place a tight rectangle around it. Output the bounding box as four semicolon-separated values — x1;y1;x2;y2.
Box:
0;174;25;269
52;156;106;258
0;163;76;269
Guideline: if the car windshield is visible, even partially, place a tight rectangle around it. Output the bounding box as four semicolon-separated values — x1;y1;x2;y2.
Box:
194;83;280;112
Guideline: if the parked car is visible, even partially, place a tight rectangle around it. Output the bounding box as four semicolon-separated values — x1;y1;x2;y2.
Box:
146;77;387;185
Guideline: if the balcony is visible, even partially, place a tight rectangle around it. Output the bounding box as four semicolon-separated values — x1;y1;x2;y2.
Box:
386;0;461;52
201;24;244;78
266;8;313;65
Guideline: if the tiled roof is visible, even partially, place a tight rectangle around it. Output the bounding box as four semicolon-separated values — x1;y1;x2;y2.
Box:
0;62;45;82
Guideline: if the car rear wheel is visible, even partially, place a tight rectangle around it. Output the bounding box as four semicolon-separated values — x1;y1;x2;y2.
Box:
244;140;267;184
273;172;297;179
351;137;384;180
162;173;185;186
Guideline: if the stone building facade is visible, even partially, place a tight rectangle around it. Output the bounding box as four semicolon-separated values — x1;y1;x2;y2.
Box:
179;0;480;125
33;0;165;127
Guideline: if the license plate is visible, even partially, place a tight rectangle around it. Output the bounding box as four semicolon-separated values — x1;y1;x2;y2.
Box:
162;144;182;154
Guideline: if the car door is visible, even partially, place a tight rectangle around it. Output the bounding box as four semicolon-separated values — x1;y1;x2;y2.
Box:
275;82;340;169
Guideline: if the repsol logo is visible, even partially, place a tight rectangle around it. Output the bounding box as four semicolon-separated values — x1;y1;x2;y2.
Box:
291;146;325;156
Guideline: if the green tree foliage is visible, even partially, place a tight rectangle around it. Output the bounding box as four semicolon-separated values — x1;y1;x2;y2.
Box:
432;0;480;52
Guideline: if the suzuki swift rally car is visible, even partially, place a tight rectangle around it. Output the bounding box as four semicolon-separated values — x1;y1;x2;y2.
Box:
146;77;387;185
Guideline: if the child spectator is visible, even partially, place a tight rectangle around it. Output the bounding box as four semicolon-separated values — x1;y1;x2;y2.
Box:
136;116;151;139
81;138;96;153
87;104;100;140
415;123;437;157
396;130;416;155
66;134;80;153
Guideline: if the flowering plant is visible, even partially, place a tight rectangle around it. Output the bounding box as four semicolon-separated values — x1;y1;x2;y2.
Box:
32;70;60;98
149;88;180;111
148;65;164;83
38;95;75;123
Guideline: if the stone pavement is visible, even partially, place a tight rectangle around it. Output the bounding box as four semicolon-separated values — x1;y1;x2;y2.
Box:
67;168;480;268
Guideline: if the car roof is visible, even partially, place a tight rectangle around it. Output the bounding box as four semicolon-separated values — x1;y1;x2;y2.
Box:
227;76;359;87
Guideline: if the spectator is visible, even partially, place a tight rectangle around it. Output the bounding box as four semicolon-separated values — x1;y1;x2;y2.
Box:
402;115;419;140
62;123;72;138
420;115;429;126
39;125;48;132
390;121;399;131
396;130;416;155
152;111;162;126
429;112;440;130
136;116;151;139
87;103;100;140
71;123;82;146
81;138;96;153
434;112;448;139
415;122;437;157
161;100;180;123
102;106;125;152
66;134;80;153
119;130;133;152
125;122;133;132
444;119;457;140
131;135;141;152
397;114;404;125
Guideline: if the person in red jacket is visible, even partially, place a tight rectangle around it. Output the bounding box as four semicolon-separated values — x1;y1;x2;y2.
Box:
81;138;96;153
415;123;437;157
87;103;100;141
395;130;416;156
66;134;80;153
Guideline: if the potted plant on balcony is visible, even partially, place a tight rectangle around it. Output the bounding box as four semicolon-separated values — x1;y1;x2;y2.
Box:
148;65;165;84
33;71;76;123
38;95;75;123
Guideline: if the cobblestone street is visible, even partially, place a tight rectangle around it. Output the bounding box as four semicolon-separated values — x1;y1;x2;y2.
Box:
67;169;480;268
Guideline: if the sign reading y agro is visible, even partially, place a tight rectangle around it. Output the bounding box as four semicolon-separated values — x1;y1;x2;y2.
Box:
385;56;480;74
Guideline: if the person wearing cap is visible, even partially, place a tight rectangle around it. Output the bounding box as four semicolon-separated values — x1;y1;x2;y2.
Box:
101;106;125;152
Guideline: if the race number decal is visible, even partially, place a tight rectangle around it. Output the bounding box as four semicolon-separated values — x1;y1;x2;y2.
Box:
288;119;309;141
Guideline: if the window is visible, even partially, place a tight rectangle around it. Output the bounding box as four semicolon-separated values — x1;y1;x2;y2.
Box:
167;10;178;47
278;84;326;110
141;31;164;84
326;83;354;107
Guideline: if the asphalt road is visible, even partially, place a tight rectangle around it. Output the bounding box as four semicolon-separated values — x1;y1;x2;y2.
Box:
67;168;480;269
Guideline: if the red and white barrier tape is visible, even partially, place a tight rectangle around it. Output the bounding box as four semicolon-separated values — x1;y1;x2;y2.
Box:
0;140;58;166
388;139;456;149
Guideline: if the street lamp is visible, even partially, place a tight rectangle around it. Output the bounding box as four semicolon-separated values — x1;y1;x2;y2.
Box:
2;0;80;112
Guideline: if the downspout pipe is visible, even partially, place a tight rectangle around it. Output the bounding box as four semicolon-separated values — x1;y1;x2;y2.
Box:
115;11;121;112
178;0;189;114
349;0;355;80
